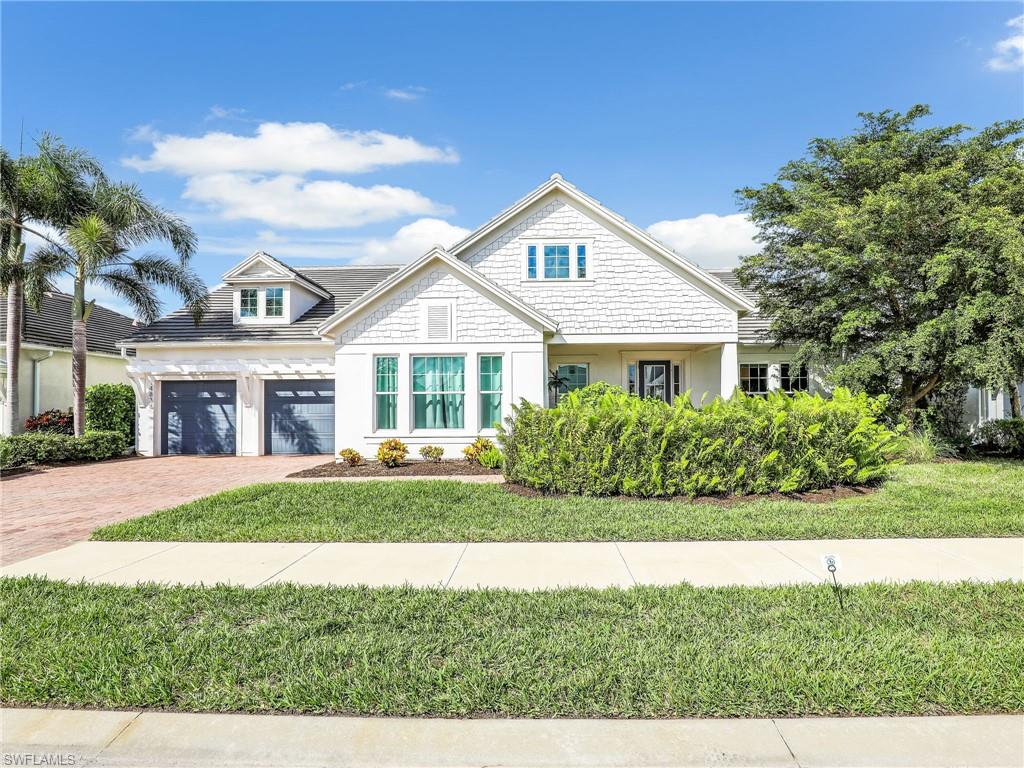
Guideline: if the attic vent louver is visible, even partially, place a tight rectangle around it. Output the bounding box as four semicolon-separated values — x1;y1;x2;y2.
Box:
426;303;452;341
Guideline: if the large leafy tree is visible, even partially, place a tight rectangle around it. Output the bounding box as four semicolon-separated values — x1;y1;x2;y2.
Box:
737;106;1024;421
32;180;208;435
1;137;104;434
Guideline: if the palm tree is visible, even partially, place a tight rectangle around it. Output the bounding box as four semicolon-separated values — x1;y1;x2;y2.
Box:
31;181;208;435
1;136;104;434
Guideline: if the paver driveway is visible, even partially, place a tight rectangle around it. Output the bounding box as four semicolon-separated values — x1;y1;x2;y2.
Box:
0;455;324;565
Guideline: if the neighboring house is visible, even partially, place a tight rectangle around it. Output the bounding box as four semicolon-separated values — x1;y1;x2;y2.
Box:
0;292;137;435
124;174;820;457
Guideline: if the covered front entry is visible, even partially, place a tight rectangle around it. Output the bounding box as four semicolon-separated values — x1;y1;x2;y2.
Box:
161;380;237;455
264;379;335;455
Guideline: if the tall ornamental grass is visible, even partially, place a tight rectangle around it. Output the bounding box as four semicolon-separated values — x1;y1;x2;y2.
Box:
499;383;904;497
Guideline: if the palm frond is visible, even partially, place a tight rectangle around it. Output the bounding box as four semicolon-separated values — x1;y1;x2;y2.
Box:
23;246;73;309
93;270;158;323
120;254;209;322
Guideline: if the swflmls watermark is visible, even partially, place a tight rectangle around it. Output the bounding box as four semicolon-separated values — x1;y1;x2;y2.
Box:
2;754;77;766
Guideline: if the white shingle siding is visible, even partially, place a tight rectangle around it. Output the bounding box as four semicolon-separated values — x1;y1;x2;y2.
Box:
463;198;736;335
340;268;540;344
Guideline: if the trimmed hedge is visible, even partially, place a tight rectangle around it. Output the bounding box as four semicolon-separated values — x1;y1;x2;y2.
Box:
0;431;128;471
85;383;135;441
499;383;904;497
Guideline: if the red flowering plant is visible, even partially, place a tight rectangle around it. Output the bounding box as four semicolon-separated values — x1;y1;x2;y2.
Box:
24;408;74;435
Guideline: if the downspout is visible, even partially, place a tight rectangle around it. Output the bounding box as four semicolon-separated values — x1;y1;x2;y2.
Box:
30;350;54;417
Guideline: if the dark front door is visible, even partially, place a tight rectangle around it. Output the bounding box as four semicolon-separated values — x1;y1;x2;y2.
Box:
264;380;335;455
161;380;237;455
638;360;671;402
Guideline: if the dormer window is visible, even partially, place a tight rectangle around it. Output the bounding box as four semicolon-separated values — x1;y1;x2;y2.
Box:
240;289;258;318
523;240;591;281
265;287;284;317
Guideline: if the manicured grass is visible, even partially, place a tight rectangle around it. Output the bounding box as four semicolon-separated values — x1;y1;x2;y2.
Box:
1;578;1021;717
93;460;1024;542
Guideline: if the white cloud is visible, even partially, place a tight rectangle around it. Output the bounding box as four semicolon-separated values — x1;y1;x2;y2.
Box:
123;121;458;176
183;173;452;229
126;124;161;143
988;15;1024;71
385;86;428;101
338;81;366;92
205;105;248;121
352;218;471;264
647;213;759;268
200;218;470;264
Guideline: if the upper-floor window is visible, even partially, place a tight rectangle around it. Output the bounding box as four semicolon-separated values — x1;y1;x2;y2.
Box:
240;288;258;318
265;287;284;317
524;241;589;281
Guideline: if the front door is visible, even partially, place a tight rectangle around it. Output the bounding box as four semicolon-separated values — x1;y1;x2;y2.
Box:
638;360;670;402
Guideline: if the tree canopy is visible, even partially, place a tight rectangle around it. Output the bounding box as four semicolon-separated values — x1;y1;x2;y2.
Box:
737;105;1024;418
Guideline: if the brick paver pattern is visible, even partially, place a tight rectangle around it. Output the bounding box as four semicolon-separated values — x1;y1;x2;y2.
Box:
0;456;324;565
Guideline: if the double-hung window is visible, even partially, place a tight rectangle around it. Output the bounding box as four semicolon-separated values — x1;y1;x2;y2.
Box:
526;245;538;279
740;363;769;396
576;244;587;278
375;356;398;430
781;363;809;393
412;356;465;429
265;287;284;317
240;289;258;318
479;355;503;429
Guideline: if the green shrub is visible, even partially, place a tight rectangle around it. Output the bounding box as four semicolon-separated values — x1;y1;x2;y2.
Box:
337;448;363;467
419;445;444;463
499;384;904;497
85;383;135;440
376;438;408;467
24;408;73;434
975;418;1024;458
0;430;128;470
478;446;504;469
463;436;495;464
902;430;960;463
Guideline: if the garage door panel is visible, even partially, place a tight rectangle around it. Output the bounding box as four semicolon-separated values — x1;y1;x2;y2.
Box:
265;380;334;455
161;381;237;455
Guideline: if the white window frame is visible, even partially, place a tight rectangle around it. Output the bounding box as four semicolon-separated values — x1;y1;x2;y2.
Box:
521;239;593;282
239;288;259;318
780;362;809;394
410;354;466;431
740;362;770;396
478;353;504;432
264;287;284;318
373;355;399;432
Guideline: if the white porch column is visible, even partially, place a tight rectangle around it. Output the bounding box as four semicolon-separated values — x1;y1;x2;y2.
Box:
720;342;738;398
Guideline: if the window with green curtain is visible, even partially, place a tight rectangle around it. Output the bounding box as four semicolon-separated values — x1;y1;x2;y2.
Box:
479;355;503;429
412;356;464;429
375;356;398;429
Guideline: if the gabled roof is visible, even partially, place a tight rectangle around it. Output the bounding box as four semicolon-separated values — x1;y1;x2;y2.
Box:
0;292;138;356
223;251;332;299
124;266;397;344
448;174;757;314
317;247;558;337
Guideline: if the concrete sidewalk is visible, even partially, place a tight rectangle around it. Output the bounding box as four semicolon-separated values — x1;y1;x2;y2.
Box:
3;537;1021;588
3;708;1021;767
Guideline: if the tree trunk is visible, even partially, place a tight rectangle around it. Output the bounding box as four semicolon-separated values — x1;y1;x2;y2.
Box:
1011;385;1022;419
4;229;25;435
72;277;88;436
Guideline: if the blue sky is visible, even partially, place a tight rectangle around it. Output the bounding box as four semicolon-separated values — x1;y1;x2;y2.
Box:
3;2;1023;318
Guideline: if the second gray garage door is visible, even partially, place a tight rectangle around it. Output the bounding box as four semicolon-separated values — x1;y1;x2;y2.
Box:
264;380;335;454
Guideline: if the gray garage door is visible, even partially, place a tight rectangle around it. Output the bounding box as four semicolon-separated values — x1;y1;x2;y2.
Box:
161;381;237;455
265;380;335;455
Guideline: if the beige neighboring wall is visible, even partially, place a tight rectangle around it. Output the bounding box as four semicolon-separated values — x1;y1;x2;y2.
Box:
1;345;131;430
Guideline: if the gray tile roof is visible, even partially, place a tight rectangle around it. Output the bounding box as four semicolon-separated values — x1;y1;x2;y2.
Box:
124;266;399;344
0;292;138;356
706;269;775;345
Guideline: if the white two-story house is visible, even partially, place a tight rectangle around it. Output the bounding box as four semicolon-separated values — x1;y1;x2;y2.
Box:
123;175;819;457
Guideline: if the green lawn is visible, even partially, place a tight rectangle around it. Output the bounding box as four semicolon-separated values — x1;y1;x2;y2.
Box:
2;578;1021;717
93;460;1024;542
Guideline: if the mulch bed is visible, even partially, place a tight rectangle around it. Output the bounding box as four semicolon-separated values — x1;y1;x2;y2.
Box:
503;482;878;507
288;460;502;478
